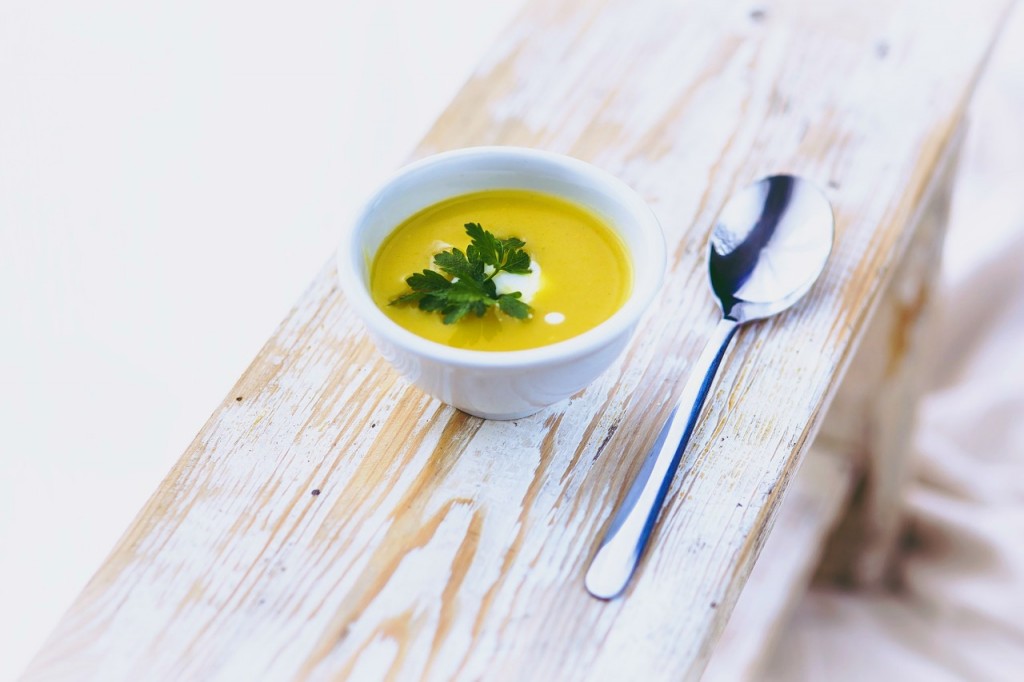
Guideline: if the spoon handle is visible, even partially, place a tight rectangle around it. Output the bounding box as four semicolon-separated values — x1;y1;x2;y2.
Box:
585;316;739;599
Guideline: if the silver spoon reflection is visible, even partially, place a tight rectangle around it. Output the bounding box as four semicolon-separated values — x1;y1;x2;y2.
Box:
585;175;835;600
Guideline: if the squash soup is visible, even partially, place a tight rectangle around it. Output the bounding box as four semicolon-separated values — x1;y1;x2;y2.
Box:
370;189;632;351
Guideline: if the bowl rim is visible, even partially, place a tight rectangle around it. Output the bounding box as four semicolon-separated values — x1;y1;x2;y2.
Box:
336;145;666;370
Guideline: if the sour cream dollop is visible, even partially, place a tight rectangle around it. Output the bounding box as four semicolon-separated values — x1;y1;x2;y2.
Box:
491;260;542;304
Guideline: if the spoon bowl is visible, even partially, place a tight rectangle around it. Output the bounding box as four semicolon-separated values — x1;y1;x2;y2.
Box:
585;174;834;599
710;175;834;322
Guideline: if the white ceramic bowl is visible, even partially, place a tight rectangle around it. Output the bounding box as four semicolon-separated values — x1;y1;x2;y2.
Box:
337;146;665;420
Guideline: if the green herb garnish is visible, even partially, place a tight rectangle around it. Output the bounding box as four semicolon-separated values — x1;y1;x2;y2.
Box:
390;222;534;325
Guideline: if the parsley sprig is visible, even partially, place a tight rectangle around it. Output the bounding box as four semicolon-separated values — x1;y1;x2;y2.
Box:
390;223;534;325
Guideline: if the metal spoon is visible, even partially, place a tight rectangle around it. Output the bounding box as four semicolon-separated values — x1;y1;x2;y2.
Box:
585;174;834;600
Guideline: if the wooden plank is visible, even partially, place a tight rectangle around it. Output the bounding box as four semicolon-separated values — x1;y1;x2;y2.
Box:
814;126;964;585
704;130;961;680
701;446;855;681
24;0;1011;680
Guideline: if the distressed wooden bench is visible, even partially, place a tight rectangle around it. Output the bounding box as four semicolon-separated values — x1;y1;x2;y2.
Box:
24;0;1012;679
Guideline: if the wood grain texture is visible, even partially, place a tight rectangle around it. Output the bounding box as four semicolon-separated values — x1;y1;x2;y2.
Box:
704;131;962;679
815;127;963;586
702;446;854;681
23;0;1011;680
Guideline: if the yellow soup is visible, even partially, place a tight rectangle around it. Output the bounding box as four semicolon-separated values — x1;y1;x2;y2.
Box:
370;189;632;351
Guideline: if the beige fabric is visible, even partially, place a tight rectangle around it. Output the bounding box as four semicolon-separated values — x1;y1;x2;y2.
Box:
765;8;1024;679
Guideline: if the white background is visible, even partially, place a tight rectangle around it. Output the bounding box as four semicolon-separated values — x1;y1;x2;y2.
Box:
0;1;522;677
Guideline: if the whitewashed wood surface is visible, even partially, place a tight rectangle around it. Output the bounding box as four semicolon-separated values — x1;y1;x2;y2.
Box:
23;0;1012;679
705;122;962;679
703;446;854;681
